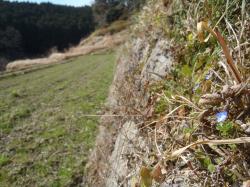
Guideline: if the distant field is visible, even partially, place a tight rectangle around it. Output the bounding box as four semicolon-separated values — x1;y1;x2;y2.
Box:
0;53;115;186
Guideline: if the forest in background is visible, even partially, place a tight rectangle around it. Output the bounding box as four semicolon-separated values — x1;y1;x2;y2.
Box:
0;0;145;70
0;1;94;70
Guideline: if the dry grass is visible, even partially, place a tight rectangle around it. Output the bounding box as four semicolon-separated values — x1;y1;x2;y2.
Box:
92;20;130;36
89;0;250;186
134;0;250;186
6;27;128;72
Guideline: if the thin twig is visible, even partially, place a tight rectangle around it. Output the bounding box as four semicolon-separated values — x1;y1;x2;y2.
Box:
155;128;162;156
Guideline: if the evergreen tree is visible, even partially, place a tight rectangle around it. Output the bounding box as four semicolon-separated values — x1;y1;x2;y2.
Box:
0;1;94;69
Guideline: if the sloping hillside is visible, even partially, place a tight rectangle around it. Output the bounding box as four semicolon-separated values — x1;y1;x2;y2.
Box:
87;0;250;186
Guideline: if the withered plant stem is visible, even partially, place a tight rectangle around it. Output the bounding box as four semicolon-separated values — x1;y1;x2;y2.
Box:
200;22;243;83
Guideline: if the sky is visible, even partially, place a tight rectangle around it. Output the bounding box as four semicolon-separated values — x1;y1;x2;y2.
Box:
8;0;93;7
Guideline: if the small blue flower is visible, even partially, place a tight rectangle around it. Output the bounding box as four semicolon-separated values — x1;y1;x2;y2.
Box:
216;111;228;123
205;71;213;80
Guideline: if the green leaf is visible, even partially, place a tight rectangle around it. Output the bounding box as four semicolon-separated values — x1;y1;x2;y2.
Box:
140;167;152;187
181;64;192;77
208;164;216;173
229;144;237;151
216;122;233;137
203;157;211;166
0;154;10;166
187;33;193;42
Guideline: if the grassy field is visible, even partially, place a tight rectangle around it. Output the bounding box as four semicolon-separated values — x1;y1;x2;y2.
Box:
0;53;115;186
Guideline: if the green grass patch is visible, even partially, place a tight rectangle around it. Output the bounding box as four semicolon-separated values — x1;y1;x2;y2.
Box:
0;53;115;186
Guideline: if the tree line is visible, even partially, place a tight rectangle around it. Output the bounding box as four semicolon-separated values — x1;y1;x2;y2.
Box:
0;1;94;70
0;0;146;70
